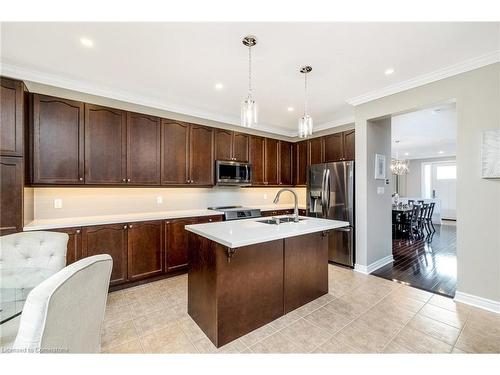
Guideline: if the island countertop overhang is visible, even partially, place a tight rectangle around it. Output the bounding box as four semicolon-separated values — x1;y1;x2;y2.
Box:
185;216;350;248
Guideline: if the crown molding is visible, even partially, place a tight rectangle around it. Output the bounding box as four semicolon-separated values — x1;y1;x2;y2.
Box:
0;62;297;138
346;50;500;106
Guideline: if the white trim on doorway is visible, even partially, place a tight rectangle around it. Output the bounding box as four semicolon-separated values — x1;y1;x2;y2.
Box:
354;255;394;275
454;291;500;314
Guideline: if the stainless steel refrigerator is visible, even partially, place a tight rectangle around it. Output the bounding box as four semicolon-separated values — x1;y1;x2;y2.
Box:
307;161;355;267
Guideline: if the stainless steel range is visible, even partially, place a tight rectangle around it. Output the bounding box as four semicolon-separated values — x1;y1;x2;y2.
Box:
208;206;262;221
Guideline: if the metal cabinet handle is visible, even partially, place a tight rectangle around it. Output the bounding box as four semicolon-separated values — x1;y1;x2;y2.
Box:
129;224;133;228
122;178;126;182
79;177;83;181
76;229;81;234
127;178;131;182
123;225;127;229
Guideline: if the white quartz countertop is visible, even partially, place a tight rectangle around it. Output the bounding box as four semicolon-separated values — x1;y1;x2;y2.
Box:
23;209;225;231
185;216;349;248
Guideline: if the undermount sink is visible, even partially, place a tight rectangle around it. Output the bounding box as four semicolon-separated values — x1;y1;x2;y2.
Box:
257;217;306;225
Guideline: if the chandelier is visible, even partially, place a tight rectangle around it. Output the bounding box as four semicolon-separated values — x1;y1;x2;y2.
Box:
391;140;409;175
298;66;313;138
241;35;258;127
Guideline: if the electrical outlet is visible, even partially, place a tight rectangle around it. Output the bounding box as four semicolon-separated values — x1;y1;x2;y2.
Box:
54;199;63;209
156;196;163;205
263;193;268;200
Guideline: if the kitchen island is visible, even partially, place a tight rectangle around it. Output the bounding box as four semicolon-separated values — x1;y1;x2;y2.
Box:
185;216;349;347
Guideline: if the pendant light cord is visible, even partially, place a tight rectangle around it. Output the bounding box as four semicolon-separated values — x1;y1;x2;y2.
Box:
304;71;308;116
248;45;252;96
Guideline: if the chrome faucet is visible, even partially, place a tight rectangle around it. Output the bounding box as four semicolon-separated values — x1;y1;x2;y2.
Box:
273;188;299;222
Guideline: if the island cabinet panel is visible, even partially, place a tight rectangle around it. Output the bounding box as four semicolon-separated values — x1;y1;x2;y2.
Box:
264;138;279;185
82;224;128;286
161;120;189;184
249;136;265;185
323;132;344;162
164;218;197;272
50;227;83;265
308;137;324;165
32;94;84;184
189;125;214;185
279;141;293;186
214;129;232;161
284;232;328;313
127;220;163;281
294;140;308;186
127;113;161;185
232;132;249;162
343;129;355;161
0;156;23;235
0;78;24;157
261;209;294;217
84;104;127;184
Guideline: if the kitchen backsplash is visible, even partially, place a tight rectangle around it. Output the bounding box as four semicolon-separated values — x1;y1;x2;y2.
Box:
29;187;307;220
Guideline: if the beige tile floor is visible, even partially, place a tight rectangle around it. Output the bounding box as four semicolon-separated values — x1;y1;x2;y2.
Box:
101;265;500;354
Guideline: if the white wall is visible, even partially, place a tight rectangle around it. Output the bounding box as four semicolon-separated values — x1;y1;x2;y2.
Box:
402;156;456;197
355;63;500;304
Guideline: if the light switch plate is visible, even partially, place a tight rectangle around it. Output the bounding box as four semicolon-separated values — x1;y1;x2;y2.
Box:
156;196;163;205
377;187;385;195
263;193;268;200
54;199;63;209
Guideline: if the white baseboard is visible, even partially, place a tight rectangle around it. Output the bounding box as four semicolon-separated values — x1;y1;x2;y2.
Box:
454;291;500;314
354;255;394;275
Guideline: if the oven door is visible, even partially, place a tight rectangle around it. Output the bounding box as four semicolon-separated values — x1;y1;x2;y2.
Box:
216;161;252;185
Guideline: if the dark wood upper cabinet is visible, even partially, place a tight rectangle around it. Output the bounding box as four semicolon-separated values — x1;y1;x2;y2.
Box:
82;223;128;286
127;220;163;281
50;227;82;265
165;217;197;272
343;129;355;161
279;141;293;186
127;112;161;185
232;132;249;162
0;156;23;235
189;124;214;185
1;78;25;157
84;104;127;184
161;120;189;185
295;141;308;186
249;136;265;185
264;138;279;185
323;132;344;162
308;137;324;165
32;95;84;184
215;129;233;161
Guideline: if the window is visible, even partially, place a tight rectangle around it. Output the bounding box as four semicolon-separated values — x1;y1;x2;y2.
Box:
423;164;431;198
436;165;457;180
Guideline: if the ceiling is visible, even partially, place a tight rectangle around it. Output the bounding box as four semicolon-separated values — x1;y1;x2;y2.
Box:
1;22;498;136
392;103;457;160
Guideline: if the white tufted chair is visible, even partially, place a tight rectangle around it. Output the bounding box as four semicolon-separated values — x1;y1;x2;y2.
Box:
5;254;112;353
0;231;68;291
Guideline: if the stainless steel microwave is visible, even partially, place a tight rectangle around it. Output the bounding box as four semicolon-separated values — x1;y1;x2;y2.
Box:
215;160;252;186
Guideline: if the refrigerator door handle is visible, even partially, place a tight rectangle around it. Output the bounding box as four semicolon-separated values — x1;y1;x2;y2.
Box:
335;227;352;232
325;169;331;215
320;168;327;217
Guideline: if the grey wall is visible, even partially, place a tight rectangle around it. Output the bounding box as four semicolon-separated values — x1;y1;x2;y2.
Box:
355;63;500;303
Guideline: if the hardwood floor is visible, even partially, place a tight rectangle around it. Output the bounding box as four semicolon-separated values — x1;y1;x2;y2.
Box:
372;224;457;298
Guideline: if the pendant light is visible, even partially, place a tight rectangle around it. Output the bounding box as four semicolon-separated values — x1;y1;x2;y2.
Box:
391;140;410;175
298;66;313;138
241;35;258;127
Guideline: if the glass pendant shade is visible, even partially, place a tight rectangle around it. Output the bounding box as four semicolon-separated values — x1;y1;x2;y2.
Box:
241;95;257;127
298;114;313;138
390;158;410;175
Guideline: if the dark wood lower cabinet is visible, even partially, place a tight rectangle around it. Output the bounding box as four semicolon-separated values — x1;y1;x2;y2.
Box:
50;227;82;265
0;156;23;235
261;209;294;217
127;221;163;281
82;224;128;286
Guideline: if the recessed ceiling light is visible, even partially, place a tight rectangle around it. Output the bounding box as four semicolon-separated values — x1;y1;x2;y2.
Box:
438;150;444;154
214;83;224;90
385;68;395;76
404;152;409;156
287;107;294;112
80;37;93;47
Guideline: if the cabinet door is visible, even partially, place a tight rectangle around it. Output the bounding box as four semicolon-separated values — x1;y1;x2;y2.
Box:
215;129;233;161
249;136;265;185
233;132;249;162
264;138;279;185
0;156;23;235
189;125;214;185
84;104;127;184
165;218;197;272
50;227;82;265
32;95;84;184
343;129;355;161
127;221;163;281
308;137;324;165
279;141;293;186
82;224;128;286
323;133;344;162
127;112;161;185
0;78;24;157
295;141;308;186
161;120;189;185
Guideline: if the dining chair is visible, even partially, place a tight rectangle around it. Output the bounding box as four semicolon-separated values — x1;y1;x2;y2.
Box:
7;254;112;353
425;202;436;240
407;199;415;206
418;204;429;238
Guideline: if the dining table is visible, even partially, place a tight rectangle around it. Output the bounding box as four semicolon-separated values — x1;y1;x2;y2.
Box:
0;267;55;325
392;205;413;239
